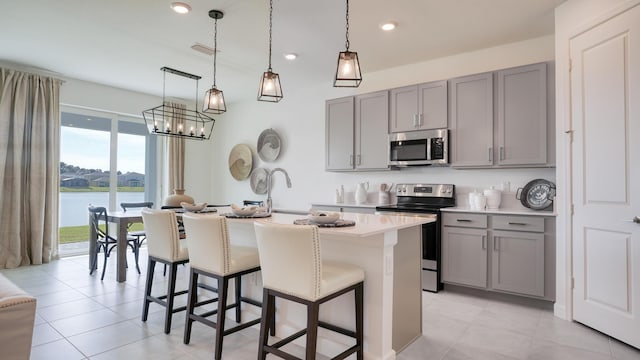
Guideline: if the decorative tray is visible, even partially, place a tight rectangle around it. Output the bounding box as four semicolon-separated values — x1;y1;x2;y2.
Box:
174;208;218;214
293;219;356;227
222;212;271;219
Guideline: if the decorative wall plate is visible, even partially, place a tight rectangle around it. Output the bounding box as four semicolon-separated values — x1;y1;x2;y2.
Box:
228;144;252;180
250;168;269;194
257;128;281;162
516;179;556;210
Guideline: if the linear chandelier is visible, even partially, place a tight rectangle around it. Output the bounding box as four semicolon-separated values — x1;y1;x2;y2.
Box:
142;67;215;140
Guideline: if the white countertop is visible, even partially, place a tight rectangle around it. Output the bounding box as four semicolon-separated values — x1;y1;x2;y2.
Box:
311;202;381;209
222;209;434;237
441;207;556;217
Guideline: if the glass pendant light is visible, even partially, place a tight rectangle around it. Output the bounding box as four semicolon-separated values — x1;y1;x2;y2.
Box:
203;10;226;114
334;0;362;87
258;0;283;102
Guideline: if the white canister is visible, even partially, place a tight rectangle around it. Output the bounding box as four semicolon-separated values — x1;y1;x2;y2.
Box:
484;186;502;210
468;190;486;211
378;191;390;205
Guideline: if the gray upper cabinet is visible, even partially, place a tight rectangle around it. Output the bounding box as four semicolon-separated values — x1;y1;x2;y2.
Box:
390;80;447;133
496;63;548;166
449;72;494;167
325;91;389;172
450;62;554;168
325;97;354;171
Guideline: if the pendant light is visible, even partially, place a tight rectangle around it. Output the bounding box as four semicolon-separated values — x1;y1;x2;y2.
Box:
334;0;362;87
257;0;283;102
203;10;226;114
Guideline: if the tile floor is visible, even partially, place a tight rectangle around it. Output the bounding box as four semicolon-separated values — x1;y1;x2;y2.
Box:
1;249;639;360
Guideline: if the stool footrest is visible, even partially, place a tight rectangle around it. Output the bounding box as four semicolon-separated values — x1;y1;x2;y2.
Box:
270;329;307;349
318;321;356;338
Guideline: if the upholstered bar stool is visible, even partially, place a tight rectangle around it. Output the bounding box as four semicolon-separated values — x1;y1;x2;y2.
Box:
181;214;264;360
254;222;365;360
140;208;190;334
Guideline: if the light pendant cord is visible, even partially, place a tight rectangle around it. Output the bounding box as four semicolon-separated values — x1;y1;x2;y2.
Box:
213;17;218;87
345;0;350;51
268;0;273;71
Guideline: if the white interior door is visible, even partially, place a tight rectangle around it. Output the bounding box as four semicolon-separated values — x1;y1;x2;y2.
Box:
570;4;640;349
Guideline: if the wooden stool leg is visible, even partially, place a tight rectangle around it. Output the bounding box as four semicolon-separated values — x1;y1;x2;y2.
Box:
269;294;276;337
164;262;178;334
306;302;320;360
257;288;272;360
214;277;229;360
142;258;156;322
184;269;199;344
355;282;364;360
235;276;241;323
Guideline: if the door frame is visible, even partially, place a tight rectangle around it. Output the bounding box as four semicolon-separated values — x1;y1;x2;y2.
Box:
556;0;640;321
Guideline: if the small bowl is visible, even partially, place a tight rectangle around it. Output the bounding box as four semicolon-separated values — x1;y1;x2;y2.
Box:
230;204;258;217
309;212;340;224
181;202;208;212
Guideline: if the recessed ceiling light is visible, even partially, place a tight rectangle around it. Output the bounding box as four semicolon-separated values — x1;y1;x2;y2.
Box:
171;2;191;14
284;53;297;60
380;22;397;31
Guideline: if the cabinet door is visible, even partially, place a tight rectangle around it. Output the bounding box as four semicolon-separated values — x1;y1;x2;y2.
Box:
389;85;418;132
355;91;390;170
449;73;494;167
418;80;447;129
325;97;354;171
491;230;545;297
441;226;487;288
496;63;547;166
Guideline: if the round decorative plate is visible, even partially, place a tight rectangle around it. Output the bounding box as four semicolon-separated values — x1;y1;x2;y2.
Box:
228;144;252;180
518;179;556;210
250;168;269;194
257;128;281;162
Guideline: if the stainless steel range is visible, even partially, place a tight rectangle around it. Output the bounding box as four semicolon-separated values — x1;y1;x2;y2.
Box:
376;184;455;292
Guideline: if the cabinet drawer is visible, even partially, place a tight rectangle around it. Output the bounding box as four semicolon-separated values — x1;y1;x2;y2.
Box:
442;213;487;228
492;215;544;232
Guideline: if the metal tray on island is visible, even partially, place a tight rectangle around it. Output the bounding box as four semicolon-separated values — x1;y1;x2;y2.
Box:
222;212;271;219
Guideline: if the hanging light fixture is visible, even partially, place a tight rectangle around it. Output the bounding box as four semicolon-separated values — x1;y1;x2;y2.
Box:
334;0;362;87
203;10;226;114
257;0;283;102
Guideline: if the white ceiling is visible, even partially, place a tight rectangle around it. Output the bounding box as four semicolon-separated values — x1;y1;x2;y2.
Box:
0;0;564;104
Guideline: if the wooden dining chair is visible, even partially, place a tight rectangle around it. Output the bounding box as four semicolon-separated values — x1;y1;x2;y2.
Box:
88;206;141;280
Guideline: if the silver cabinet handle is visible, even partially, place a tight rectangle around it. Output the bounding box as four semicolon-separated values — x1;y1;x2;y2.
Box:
419;114;424;127
356;154;361;165
488;147;493;162
349;155;353;166
508;222;527;226
413;114;418;128
499;146;505;161
623;216;640;224
456;219;472;222
482;235;486;249
493;236;499;251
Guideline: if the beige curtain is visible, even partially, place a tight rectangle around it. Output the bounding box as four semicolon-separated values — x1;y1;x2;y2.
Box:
166;102;186;194
0;68;62;269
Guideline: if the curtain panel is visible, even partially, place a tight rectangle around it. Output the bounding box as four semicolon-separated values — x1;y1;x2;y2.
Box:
166;102;186;195
0;68;62;269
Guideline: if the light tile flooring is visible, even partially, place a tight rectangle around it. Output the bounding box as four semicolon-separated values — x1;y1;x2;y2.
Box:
1;249;639;360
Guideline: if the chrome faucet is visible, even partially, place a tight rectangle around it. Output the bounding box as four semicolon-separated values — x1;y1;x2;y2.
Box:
266;168;292;214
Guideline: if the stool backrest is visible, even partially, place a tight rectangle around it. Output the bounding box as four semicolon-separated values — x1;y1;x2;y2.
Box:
141;208;182;261
254;222;321;301
182;214;230;275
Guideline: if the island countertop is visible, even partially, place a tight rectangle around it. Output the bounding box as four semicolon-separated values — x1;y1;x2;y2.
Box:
220;209;435;237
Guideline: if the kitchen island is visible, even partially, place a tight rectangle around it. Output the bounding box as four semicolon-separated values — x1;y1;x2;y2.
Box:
222;210;433;360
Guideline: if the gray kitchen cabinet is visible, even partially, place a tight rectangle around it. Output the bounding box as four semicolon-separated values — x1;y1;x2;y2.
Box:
449;72;494;167
450;62;554;168
390;80;447;133
325;97;354;171
441;225;488;288
325;91;390;172
441;212;555;300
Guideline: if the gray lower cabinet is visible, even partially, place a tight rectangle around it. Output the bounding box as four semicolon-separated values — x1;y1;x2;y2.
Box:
449;62;554;168
325;91;389;171
442;212;554;300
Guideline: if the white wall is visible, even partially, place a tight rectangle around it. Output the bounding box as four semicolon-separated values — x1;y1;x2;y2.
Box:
554;0;637;320
202;35;556;211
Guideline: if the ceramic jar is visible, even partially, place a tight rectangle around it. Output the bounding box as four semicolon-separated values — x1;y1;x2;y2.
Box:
164;189;194;207
468;190;486;211
355;182;369;204
483;186;502;210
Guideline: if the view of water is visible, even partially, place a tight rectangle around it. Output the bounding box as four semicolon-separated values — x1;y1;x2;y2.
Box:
59;192;145;227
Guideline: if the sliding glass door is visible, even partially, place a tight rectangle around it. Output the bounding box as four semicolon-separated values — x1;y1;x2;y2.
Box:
58;109;156;256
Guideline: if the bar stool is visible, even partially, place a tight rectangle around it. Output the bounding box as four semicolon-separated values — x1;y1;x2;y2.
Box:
140;208;190;334
181;214;264;360
253;222;364;360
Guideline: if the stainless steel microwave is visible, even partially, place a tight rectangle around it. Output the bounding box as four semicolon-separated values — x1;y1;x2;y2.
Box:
388;129;448;166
